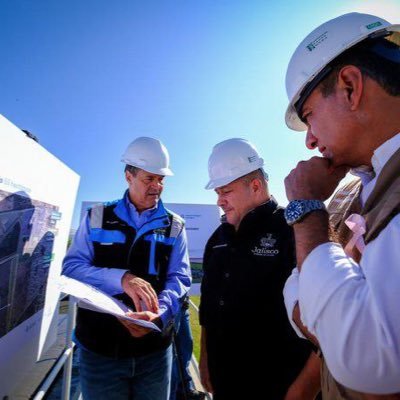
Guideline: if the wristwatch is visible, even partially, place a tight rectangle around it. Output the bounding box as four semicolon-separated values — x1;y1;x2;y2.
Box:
284;200;327;226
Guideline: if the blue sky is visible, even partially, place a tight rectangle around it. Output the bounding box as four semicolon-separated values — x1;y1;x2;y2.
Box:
1;0;399;228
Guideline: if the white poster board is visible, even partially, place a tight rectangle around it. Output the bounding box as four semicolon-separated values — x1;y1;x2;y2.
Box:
0;115;80;397
80;201;221;262
165;203;220;261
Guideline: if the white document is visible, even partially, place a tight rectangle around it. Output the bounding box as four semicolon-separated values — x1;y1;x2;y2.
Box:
57;275;161;332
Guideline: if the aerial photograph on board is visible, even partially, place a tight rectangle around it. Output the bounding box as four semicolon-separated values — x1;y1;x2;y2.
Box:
0;189;61;338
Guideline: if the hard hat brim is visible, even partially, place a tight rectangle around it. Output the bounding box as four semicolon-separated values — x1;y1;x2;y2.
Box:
205;162;265;190
285;105;307;132
150;167;174;176
205;176;234;190
285;23;400;132
122;159;174;176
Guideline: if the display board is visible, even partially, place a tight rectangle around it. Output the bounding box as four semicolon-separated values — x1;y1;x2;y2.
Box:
80;201;221;261
166;203;220;261
0;115;79;397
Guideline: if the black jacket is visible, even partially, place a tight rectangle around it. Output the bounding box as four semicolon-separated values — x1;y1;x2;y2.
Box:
199;199;312;399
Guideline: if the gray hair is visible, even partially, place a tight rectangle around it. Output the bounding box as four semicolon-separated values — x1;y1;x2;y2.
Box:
124;165;139;176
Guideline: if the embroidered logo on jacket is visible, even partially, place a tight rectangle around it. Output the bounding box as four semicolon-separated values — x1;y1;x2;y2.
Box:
153;228;167;235
251;234;279;256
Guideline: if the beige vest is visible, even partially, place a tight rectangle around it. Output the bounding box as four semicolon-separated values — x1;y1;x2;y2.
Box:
321;147;400;400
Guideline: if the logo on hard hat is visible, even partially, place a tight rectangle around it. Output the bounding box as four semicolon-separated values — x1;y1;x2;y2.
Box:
306;31;328;52
366;21;382;30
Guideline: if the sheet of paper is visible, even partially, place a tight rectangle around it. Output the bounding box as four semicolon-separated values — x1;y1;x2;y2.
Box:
57;275;161;332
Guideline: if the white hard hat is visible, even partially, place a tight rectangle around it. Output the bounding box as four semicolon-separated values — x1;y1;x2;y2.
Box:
121;137;173;176
205;138;265;190
285;12;400;131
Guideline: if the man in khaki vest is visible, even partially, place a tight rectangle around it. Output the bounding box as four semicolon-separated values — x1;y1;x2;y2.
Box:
281;12;400;399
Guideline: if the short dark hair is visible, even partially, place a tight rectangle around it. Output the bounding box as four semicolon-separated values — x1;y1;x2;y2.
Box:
124;165;139;176
240;168;268;188
320;34;400;98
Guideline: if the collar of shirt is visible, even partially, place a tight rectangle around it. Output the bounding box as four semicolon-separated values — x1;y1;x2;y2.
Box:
356;132;400;206
124;191;158;229
371;132;400;175
350;165;375;187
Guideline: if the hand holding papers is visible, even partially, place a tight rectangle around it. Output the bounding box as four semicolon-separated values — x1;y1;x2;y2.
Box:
121;272;159;313
58;275;161;332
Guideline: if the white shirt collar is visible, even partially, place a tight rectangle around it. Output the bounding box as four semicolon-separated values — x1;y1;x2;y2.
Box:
349;132;400;186
371;132;400;177
350;165;375;186
354;132;400;206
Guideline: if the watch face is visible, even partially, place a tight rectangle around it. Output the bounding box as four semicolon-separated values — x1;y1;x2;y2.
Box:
285;199;326;225
285;200;305;224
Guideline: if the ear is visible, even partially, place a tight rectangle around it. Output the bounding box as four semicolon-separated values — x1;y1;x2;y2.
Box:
336;65;364;111
125;170;132;184
251;178;262;194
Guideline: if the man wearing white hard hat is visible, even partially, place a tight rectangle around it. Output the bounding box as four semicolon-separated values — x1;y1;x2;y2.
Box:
63;137;191;399
199;138;321;399
282;12;400;397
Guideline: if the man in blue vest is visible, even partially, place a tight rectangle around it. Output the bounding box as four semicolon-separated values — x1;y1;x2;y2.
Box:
63;136;191;400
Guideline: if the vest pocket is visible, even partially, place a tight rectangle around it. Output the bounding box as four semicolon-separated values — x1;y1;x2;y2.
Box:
144;234;174;275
